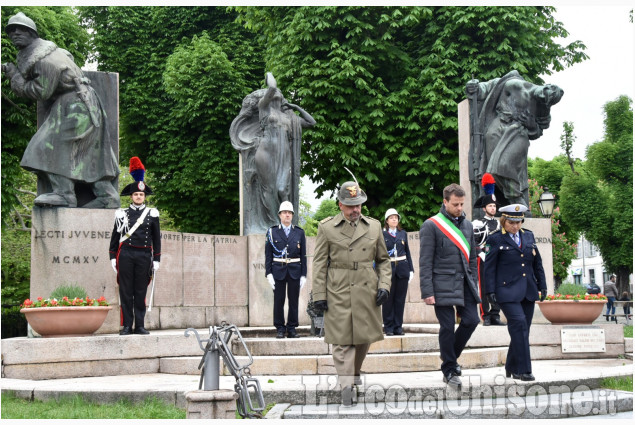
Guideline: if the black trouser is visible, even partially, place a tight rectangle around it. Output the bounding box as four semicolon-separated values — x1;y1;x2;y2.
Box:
434;282;480;375
382;274;408;333
478;257;500;319
117;245;152;329
499;299;535;374
273;276;300;332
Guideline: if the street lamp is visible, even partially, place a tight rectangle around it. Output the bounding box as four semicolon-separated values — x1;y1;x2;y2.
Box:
537;186;556;218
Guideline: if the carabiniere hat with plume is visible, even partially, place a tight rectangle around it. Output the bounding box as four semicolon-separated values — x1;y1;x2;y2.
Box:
473;173;498;208
121;157;153;196
338;167;367;206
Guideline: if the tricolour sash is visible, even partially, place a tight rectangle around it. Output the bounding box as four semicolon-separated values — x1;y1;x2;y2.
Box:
429;213;470;262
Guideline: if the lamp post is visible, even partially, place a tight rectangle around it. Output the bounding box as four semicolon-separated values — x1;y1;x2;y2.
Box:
537;186;556;218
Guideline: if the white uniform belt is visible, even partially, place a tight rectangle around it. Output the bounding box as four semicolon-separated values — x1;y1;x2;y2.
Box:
273;258;301;264
390;256;407;262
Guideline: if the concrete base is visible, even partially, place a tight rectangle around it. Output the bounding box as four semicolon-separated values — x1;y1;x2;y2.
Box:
185;389;238;419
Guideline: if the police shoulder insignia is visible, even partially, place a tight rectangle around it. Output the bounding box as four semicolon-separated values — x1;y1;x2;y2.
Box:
150;208;160;218
115;208;125;219
320;216;334;224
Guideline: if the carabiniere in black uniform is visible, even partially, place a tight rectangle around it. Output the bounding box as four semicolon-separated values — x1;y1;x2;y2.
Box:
108;162;161;335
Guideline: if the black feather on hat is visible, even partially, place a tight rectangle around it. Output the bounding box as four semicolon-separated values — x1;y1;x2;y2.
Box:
121;157;153;196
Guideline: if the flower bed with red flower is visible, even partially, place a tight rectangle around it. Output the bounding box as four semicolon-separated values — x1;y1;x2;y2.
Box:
21;296;109;308
544;293;607;301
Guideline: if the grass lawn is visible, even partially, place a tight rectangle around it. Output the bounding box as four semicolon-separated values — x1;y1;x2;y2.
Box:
623;325;632;338
600;376;633;392
1;392;186;419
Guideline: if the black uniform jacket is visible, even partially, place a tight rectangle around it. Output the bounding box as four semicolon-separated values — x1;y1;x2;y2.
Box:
265;224;307;281
108;205;161;261
482;228;546;303
383;229;414;279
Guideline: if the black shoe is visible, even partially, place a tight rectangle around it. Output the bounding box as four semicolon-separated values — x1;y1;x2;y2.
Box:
443;371;462;389
482;317;491;326
454;364;462;376
385;331;394;336
490;317;506;326
341;385;356;407
394;329;405;336
507;371;535;381
287;330;299;338
276;330;285;339
119;326;132;335
134;327;150;335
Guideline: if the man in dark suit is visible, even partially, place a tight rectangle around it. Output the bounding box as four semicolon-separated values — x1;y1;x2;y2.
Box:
265;201;307;338
419;183;480;390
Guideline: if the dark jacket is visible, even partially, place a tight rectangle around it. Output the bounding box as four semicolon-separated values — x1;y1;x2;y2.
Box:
265;225;307;281
419;205;480;306
109;205;161;261
482;228;546;303
383;229;414;279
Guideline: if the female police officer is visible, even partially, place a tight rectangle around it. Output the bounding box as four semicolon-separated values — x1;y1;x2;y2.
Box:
382;208;414;336
482;204;546;381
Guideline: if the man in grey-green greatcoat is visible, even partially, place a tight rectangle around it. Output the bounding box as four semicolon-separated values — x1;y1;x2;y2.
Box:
311;179;392;406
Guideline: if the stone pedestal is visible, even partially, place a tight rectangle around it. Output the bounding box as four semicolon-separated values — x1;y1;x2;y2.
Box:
185;389;238;419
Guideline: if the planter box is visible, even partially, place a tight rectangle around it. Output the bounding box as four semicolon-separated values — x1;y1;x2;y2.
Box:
21;306;113;337
537;300;607;325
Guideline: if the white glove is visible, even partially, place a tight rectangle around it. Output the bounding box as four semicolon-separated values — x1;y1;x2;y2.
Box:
409;271;414;283
300;276;307;289
153;261;160;271
267;274;275;290
111;259;117;273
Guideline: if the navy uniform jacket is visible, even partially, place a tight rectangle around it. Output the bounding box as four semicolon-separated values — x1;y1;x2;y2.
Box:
109;205;161;262
383;229;414;279
482;228;546;303
265;225;307;281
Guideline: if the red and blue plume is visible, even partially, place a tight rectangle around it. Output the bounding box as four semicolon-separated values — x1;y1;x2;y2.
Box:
129;157;145;182
481;173;496;195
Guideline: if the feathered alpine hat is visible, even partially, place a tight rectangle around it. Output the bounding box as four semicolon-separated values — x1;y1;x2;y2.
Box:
473;173;498;208
120;157;154;196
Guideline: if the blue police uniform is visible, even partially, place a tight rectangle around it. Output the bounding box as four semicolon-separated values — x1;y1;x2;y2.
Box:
382;228;414;334
483;227;546;377
265;224;307;334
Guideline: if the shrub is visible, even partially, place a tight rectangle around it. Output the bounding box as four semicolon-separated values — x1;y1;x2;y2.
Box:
50;285;88;300
554;282;587;296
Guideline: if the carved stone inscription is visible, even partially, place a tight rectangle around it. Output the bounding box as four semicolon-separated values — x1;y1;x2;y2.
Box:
214;235;248;306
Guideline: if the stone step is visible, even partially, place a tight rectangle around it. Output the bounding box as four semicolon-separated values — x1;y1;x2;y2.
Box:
278;389;634;419
159;347;508;376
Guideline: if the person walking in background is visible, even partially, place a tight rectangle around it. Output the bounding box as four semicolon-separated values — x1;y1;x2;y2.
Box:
483;204;547;381
419;183;480;390
619;291;631;320
265;201;307;339
109;157;161;335
312;178;392;406
382;208;414;336
603;275;619;322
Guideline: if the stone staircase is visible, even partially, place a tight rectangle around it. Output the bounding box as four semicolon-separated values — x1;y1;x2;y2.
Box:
1;323;628;381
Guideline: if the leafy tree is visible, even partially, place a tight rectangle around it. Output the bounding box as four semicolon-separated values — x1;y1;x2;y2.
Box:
559;95;633;294
527;179;577;286
234;6;587;231
560;121;577;173
1;6;91;228
78;6;264;234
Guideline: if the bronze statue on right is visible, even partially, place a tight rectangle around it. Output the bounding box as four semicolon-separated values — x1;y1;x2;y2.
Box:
466;71;563;219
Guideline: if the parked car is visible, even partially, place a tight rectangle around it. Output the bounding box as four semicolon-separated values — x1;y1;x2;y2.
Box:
586;283;602;294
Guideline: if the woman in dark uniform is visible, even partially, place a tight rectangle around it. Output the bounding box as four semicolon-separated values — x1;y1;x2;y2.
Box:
482;204;547;381
382;208;414;336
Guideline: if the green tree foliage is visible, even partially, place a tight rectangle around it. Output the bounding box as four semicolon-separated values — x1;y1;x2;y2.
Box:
1;6;90;228
559;95;633;293
234;6;587;230
78;6;264;234
527;179;577;286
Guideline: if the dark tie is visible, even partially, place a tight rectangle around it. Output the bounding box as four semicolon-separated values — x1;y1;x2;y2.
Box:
513;233;520;246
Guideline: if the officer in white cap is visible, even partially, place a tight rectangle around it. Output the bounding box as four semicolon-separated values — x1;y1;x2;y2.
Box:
265;201;307;338
381;208;414;336
483;203;547;381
